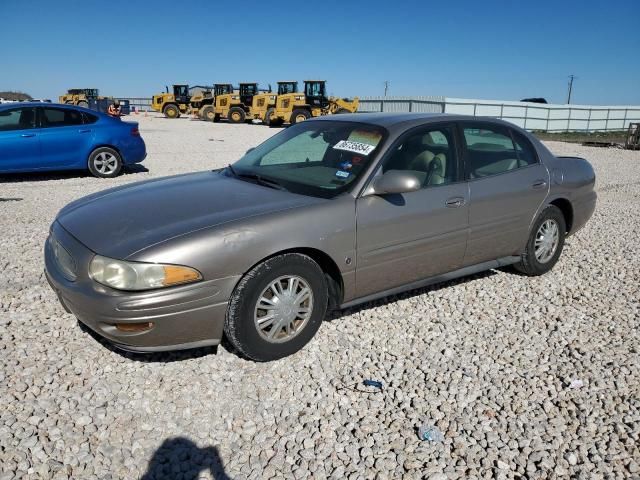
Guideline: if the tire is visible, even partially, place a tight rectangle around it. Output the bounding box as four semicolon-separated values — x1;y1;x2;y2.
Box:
77;100;89;108
163;104;179;118
263;107;275;126
201;105;215;122
87;147;122;178
514;205;566;276
224;253;328;362
228;107;246;124
290;109;311;124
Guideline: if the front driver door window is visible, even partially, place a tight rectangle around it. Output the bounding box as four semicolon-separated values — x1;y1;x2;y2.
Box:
0;107;40;171
355;124;469;297
38;107;93;167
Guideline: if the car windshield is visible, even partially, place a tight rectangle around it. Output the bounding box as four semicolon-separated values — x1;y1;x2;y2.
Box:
229;121;387;199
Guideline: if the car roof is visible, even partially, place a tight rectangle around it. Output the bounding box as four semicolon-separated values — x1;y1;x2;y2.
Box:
310;112;528;134
0;102;100;112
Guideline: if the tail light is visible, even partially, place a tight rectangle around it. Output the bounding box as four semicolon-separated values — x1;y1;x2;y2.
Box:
131;127;140;136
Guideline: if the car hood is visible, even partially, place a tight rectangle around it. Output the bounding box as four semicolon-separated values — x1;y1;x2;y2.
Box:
56;171;323;259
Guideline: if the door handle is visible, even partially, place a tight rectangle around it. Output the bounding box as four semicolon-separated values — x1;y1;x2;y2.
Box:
78;129;92;133
21;133;36;138
445;197;465;208
532;180;547;189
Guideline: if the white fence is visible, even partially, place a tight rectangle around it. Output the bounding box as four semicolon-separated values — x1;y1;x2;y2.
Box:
444;98;640;132
119;94;640;132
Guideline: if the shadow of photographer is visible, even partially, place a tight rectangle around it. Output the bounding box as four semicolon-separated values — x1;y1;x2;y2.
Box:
141;437;231;480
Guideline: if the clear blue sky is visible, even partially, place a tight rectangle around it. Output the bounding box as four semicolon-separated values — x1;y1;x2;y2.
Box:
2;0;638;105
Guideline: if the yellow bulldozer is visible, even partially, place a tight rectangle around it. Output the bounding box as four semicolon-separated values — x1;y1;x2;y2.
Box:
268;80;359;126
58;88;104;107
198;84;234;121
151;84;191;118
210;82;272;124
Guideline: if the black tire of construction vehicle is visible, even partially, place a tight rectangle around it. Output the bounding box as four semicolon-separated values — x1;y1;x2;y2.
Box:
290;109;311;124
77;100;89;108
201;105;215;122
163;104;179;118
264;107;275;126
228;107;246;124
335;108;350;114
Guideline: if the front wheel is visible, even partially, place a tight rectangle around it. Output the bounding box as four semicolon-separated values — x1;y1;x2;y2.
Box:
163;104;179;118
514;205;566;276
88;147;122;178
201;105;215;121
224;253;328;362
290;109;311;124
228;107;246;124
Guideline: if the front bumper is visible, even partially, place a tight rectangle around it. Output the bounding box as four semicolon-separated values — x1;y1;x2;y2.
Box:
44;221;240;352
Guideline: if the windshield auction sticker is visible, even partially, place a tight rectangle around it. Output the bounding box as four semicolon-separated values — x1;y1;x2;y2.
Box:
333;140;377;155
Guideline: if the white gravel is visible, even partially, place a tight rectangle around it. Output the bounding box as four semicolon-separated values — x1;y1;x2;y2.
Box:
1;114;639;479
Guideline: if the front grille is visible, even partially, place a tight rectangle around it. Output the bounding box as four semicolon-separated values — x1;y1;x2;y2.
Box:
50;236;77;281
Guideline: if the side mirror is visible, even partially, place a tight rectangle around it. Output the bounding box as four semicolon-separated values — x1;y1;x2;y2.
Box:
366;170;421;195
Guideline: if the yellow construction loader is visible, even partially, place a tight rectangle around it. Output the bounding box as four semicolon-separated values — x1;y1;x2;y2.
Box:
58;88;103;107
151;85;191;118
268;80;359;126
261;81;298;126
211;83;263;124
199;84;234;121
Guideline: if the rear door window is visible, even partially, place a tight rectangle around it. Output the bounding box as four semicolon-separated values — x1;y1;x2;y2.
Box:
40;107;84;128
462;124;521;179
0;107;36;131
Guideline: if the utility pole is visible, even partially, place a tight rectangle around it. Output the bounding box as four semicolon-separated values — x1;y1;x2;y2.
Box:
567;75;576;104
383;80;389;97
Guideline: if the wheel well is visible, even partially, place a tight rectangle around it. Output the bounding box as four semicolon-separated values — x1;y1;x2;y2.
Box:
550;198;574;233
252;248;344;310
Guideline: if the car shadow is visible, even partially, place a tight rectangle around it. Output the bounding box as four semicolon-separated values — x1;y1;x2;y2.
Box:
0;164;148;183
325;268;498;321
141;437;232;480
76;321;219;363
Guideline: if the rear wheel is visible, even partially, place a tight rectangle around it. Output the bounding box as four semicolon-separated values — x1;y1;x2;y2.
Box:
77;100;89;108
224;253;328;362
514;205;566;276
290;109;311;124
163;104;179;119
228;107;246;124
263;107;275;126
88;147;122;178
201;105;215;122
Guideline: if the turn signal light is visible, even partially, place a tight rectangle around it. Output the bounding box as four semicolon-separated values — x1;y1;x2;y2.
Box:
115;322;154;333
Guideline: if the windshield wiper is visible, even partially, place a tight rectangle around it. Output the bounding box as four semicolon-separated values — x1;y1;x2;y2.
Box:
231;169;288;191
226;164;238;177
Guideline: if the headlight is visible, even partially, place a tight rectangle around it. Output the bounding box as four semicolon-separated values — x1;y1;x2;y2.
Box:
89;255;202;291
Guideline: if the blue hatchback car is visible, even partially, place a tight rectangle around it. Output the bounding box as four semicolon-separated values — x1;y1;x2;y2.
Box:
0;103;146;178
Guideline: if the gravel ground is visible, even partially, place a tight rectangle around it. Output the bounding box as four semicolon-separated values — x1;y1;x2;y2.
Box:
1;114;639;480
